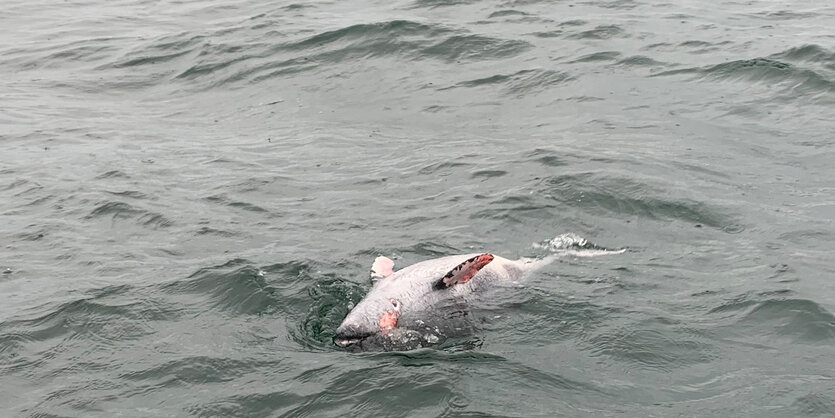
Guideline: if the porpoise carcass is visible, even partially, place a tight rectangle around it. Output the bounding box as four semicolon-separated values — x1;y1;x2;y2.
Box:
334;253;550;351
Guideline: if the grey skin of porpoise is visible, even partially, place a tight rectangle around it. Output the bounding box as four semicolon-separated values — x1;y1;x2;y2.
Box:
334;253;550;351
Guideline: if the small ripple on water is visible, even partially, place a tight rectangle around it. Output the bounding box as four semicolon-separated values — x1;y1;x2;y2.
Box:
85;200;174;229
410;0;482;9
566;25;626;40
94;170;130;179
286;20;448;52
161;258;285;316
444;68;573;97
567;51;621;63
793;392;835;416
421;34;532;62
469;171;738;230
202;194;274;215
0;285;181;375
187;391;306;417
613;55;668;68
709;293;835;344
586;326;715;371
416;160;474;175
487;9;532;19
119;356;273;384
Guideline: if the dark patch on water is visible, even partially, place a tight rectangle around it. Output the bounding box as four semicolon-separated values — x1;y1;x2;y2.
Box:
487;9;530;19
411;0;482;8
614;55;667;67
567;25;625;40
567;51;621;63
295;273;367;350
471;169;508;179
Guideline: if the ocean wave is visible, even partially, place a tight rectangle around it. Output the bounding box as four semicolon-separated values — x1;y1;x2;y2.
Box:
652;56;834;97
161;258;287;315
473;171;737;229
770;44;835;65
85;201;173;229
160;19;530;88
0;284;179;372
710;294;835;344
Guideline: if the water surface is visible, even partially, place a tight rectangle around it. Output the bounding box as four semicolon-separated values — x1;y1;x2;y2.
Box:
2;0;834;416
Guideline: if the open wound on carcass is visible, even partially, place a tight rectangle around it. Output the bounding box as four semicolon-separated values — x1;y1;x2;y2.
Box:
379;299;401;333
433;254;494;290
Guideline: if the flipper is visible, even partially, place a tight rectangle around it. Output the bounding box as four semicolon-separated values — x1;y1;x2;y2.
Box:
433;254;494;290
370;256;395;281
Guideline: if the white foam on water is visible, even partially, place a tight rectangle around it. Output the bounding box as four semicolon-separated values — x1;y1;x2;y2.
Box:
532;233;626;257
556;248;627;257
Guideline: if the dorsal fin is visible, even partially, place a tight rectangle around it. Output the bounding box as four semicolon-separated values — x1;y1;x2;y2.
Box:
370;256;395;282
433;254;494;290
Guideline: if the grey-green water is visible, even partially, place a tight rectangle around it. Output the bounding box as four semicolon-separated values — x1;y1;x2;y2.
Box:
2;0;834;416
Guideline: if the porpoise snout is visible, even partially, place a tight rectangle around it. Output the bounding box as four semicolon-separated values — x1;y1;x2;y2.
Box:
334;323;374;348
